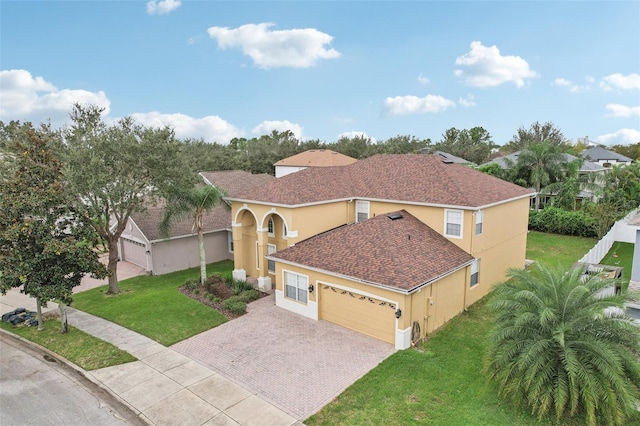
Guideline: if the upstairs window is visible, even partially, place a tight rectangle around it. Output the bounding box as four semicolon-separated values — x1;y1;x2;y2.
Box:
267;218;275;236
283;224;288;238
445;209;463;238
475;210;483;235
356;200;369;222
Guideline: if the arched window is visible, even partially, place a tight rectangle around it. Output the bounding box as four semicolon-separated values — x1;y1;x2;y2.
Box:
267;218;275;236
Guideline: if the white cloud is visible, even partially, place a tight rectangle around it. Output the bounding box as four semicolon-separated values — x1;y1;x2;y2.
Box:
552;77;589;93
458;94;477;108
146;0;181;16
596;128;640;145
383;94;455;115
252;120;303;139
417;74;430;85
0;69;110;126
207;23;340;69
605;103;640;118
454;41;538;88
131;111;243;144
600;73;640;91
338;131;376;143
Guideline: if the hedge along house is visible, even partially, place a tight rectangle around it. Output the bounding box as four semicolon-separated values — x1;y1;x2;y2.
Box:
117;170;274;275
227;154;533;349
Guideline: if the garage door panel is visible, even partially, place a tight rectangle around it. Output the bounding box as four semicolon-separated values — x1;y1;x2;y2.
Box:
122;238;146;267
319;285;396;344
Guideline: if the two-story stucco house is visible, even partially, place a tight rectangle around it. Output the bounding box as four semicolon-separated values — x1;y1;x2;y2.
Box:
227;154;533;349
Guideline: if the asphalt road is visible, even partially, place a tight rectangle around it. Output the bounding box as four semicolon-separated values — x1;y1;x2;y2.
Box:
0;333;142;426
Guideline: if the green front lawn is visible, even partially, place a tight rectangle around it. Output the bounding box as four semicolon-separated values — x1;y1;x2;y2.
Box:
307;299;548;426
0;319;136;371
307;231;611;425
72;261;232;346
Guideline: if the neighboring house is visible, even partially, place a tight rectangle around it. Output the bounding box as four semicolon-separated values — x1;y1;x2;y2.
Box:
117;171;275;275
227;154;533;349
579;145;634;168
274;149;357;178
629;212;640;296
419;149;475;166
480;151;606;207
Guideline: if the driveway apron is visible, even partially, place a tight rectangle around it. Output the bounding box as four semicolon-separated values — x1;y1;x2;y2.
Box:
171;294;395;420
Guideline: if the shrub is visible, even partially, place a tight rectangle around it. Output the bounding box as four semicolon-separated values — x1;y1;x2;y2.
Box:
203;273;225;293
184;279;199;291
231;279;254;295
209;282;234;299
223;296;247;315
237;289;259;302
528;207;597;238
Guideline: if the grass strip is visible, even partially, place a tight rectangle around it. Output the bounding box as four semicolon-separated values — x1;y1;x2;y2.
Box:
0;318;136;371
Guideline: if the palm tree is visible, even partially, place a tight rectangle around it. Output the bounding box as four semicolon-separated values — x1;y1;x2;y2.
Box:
160;185;228;284
485;264;640;425
515;142;565;209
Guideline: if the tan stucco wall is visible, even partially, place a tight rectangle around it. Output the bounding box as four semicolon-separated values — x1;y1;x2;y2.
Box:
233;194;530;340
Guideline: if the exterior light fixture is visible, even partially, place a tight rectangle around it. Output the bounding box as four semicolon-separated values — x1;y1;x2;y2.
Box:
308;284;314;293
395;309;402;319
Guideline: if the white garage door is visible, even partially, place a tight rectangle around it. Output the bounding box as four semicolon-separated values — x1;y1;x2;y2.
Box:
121;238;146;268
319;284;396;344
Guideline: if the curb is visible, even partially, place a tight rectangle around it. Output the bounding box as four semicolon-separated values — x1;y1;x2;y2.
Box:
0;328;149;426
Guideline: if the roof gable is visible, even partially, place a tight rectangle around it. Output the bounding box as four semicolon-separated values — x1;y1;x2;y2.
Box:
274;149;357;167
233;154;532;207
133;171;275;240
270;210;474;292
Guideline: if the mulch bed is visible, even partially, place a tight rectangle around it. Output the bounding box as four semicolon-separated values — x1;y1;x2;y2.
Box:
179;284;269;320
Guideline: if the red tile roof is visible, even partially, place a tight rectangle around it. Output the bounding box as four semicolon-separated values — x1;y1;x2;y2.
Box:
132;171;275;241
269;210;474;292
274;149;357;167
231;154;532;208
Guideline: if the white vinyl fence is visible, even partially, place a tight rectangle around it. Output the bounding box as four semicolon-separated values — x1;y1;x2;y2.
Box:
578;207;640;265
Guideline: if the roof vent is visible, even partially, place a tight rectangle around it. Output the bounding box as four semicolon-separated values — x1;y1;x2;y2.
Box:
387;213;403;220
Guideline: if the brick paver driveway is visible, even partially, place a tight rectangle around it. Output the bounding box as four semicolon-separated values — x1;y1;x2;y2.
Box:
171;294;395;420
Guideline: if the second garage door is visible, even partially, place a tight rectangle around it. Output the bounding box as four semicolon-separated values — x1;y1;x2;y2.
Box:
319;284;396;344
121;238;147;268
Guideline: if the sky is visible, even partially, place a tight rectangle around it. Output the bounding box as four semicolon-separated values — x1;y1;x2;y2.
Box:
1;1;639;147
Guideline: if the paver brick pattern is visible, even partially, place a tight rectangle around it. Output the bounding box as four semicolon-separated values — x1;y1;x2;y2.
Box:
172;295;395;420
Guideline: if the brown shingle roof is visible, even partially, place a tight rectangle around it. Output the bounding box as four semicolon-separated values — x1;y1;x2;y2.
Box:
270;210;474;292
199;170;275;196
274;149;357;167
133;171;275;241
232;154;532;207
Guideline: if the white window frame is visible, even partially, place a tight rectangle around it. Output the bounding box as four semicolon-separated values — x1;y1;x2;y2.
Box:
444;209;463;239
284;270;308;304
283;224;287;238
267;244;276;273
228;231;234;253
356;200;369;223
267;218;275;237
475;210;483;236
470;259;479;288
